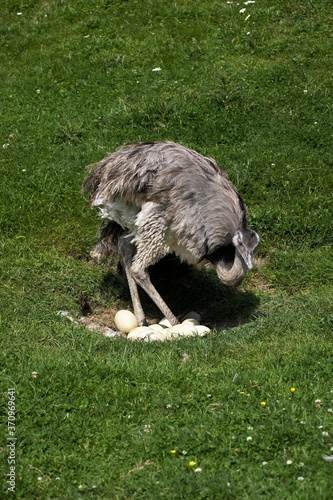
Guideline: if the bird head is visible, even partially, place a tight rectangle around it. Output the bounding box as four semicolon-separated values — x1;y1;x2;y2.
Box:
232;229;260;270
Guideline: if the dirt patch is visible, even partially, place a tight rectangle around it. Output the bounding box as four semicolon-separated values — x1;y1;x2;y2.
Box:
249;256;275;294
81;306;119;330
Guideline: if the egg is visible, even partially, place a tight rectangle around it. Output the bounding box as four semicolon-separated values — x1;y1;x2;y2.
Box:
127;326;153;340
114;310;138;333
166;323;198;339
145;331;167;342
196;325;211;337
159;317;173;328
149;324;166;333
165;329;180;340
182;318;200;326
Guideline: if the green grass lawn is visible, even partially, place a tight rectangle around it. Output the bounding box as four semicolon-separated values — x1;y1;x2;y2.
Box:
1;0;333;497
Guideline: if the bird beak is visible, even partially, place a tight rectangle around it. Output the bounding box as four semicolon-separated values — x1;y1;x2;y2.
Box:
244;253;254;270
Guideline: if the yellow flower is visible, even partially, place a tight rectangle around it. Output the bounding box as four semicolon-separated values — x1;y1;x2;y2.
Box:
170;450;177;454
189;461;196;467
290;387;296;393
260;401;267;407
239;391;245;395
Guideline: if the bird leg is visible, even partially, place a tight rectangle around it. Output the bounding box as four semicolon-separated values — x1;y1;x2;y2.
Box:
118;234;179;326
119;202;179;326
118;235;147;326
131;267;179;326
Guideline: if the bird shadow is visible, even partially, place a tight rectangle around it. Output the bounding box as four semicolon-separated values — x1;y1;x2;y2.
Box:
98;256;260;330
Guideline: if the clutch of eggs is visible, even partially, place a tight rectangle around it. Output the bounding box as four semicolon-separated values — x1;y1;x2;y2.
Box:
114;310;210;341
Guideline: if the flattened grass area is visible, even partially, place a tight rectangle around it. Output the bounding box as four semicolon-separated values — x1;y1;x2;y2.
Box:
1;0;333;497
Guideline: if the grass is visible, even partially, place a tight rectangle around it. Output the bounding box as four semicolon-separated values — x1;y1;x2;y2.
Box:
1;0;333;497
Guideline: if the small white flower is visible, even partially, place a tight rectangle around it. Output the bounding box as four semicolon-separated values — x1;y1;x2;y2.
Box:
303;89;308;94
286;460;293;465
297;476;304;481
17;12;23;16
166;404;172;408
152;67;162;72
318;425;324;429
239;8;246;14
37;476;43;482
323;455;333;461
327;408;333;413
262;461;268;465
246;436;252;442
31;371;38;378
300;420;306;425
36;89;41;94
247;426;253;430
322;431;329;437
194;467;202;473
182;450;188;455
299;462;304;467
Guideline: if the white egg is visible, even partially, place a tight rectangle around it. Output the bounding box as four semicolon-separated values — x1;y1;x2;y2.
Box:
114;310;138;333
145;331;167;342
159;317;173;328
182;318;200;326
127;326;153;340
149;324;166;333
164;328;178;340
196;325;211;337
166;324;198;339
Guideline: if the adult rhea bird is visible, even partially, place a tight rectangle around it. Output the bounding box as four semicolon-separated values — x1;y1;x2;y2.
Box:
84;141;259;326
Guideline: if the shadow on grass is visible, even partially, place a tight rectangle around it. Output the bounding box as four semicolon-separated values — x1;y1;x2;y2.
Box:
98;255;260;329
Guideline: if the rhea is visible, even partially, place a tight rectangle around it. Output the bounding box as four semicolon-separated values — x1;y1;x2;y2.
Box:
84;141;259;326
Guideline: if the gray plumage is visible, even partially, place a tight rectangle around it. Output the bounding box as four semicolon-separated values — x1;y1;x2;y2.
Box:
84;141;259;326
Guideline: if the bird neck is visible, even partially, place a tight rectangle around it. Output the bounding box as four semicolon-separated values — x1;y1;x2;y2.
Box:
214;248;248;287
